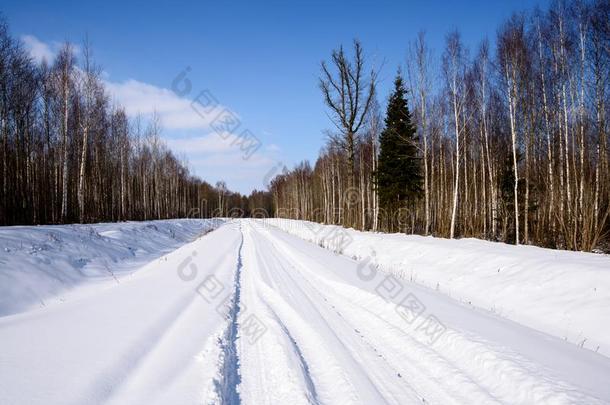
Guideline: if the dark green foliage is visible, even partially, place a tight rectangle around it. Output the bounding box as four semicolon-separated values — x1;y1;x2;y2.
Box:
374;75;422;213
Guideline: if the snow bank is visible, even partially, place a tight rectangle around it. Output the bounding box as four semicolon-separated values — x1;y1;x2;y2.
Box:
262;218;610;357
0;218;224;316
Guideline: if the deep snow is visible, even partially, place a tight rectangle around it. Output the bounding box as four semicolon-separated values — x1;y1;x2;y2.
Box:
1;218;609;404
0;218;222;316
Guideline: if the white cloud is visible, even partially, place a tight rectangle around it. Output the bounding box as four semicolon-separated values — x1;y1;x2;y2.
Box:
167;133;239;153
21;35;54;64
105;79;237;131
21;35;80;64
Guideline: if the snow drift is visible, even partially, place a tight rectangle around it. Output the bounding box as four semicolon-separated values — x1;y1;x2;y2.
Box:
0;218;223;316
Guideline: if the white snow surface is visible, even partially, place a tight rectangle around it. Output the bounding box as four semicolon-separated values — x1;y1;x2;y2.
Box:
0;218;223;316
264;218;610;357
1;218;609;405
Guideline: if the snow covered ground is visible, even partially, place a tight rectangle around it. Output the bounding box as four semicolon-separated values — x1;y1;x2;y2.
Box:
0;218;223;316
1;218;609;404
263;218;610;357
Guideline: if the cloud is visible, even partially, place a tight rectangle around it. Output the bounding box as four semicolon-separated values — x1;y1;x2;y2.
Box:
167;133;240;153
21;35;54;64
21;35;80;64
105;79;237;131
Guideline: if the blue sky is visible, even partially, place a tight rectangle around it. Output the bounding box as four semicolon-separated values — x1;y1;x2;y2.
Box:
3;0;548;194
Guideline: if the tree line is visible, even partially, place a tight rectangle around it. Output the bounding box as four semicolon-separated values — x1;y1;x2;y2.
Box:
269;0;610;252
0;17;271;225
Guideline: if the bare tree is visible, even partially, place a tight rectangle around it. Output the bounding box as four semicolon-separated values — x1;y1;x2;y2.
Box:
498;16;527;245
408;31;432;235
443;31;467;239
77;37;102;223
54;43;75;222
474;40;498;238
319;40;377;189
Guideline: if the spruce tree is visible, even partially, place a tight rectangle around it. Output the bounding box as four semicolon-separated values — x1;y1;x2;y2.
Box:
374;74;422;223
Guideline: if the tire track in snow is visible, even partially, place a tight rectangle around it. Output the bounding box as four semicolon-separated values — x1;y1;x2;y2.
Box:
214;226;244;405
237;224;331;404
256;221;608;405
245;223;408;404
252;223;506;403
266;305;321;405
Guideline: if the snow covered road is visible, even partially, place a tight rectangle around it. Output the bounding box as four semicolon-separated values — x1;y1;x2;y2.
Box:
1;219;609;404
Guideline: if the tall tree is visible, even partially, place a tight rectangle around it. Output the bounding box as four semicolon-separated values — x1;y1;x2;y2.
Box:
443;31;467;239
498;15;528;245
407;31;432;235
320;40;378;228
54;43;75;222
374;74;422;231
77;38;101;223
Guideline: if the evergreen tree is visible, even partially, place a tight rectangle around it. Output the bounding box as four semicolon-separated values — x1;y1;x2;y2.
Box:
374;74;422;222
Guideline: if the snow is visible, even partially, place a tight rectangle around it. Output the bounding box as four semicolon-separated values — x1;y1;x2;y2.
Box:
263;218;610;357
240;221;610;404
0;219;235;405
0;218;223;316
1;218;609;404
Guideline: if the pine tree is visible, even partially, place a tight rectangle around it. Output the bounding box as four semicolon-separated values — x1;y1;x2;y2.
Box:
374;74;422;226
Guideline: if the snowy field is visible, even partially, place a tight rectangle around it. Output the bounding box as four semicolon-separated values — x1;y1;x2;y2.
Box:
1;218;609;404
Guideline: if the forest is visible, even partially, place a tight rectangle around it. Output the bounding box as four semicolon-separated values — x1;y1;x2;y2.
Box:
1;0;609;252
270;0;610;252
0;18;270;225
